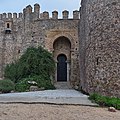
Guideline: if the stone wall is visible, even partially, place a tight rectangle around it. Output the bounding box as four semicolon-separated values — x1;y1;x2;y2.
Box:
0;4;80;88
79;0;120;97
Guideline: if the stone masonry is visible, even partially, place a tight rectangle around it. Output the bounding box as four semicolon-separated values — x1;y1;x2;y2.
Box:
0;4;80;88
0;1;120;97
79;0;120;97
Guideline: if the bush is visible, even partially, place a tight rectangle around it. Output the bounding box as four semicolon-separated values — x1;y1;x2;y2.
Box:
15;75;55;92
89;93;120;110
0;79;15;93
15;79;30;92
4;63;21;83
4;46;55;83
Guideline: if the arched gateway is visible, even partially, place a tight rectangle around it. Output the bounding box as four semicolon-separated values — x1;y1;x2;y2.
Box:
53;36;71;82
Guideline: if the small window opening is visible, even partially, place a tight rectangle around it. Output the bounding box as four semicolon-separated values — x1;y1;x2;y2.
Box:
5;23;11;34
7;23;10;28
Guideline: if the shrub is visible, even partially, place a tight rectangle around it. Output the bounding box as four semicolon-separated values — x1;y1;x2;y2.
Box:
4;63;21;83
4;46;55;84
15;75;55;92
0;79;15;93
89;93;120;110
15;79;30;92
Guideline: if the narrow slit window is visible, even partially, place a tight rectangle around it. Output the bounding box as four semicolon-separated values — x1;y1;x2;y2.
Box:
96;57;100;65
7;23;10;28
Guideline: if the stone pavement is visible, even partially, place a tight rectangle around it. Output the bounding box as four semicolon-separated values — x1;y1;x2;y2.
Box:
0;89;97;106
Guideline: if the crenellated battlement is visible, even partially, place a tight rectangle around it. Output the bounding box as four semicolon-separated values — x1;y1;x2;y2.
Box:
0;3;79;20
0;12;23;20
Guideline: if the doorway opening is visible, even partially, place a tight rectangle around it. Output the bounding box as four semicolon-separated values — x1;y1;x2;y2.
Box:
57;54;67;82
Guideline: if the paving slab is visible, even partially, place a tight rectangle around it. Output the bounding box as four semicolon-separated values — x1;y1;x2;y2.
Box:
0;89;97;106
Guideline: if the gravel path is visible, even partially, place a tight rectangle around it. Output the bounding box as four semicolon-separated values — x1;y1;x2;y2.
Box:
0;104;119;120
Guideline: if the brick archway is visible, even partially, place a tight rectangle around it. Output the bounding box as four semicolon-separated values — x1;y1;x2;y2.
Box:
53;36;71;61
45;33;75;52
53;36;71;82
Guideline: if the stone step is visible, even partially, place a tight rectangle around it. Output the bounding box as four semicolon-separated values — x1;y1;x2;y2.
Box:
54;82;72;89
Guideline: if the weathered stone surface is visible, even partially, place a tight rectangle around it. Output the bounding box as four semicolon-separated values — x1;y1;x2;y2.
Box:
108;107;116;112
79;0;120;97
29;86;39;91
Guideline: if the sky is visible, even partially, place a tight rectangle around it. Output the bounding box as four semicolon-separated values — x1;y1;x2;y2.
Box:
0;0;81;18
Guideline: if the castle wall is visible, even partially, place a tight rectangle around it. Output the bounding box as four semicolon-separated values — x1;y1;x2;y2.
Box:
0;19;4;77
0;4;80;88
79;0;120;97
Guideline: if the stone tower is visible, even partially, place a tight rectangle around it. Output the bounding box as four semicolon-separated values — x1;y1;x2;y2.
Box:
79;0;120;97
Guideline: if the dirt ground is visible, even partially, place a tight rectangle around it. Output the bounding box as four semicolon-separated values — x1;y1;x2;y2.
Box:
0;104;119;120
